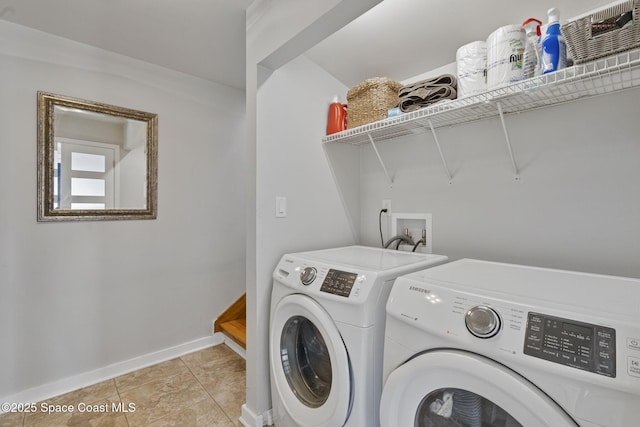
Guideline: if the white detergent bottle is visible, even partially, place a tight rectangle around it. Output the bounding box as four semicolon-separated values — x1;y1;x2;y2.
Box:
541;8;567;74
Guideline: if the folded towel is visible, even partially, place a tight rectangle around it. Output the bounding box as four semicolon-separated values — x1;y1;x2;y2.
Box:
398;74;458;112
398;74;457;97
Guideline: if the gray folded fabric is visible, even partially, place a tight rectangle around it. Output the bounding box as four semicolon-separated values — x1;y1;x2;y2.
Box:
398;74;458;112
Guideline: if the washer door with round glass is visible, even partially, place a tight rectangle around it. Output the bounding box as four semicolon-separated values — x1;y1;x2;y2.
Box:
380;350;578;427
270;294;351;427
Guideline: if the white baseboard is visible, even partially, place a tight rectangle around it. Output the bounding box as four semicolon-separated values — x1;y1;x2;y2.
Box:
0;335;223;413
240;404;273;427
263;408;274;425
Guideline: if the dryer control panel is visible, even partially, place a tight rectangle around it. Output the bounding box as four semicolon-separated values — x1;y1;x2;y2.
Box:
524;312;616;377
320;269;358;297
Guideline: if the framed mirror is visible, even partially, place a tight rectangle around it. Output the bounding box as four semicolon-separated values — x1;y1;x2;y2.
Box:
37;92;158;221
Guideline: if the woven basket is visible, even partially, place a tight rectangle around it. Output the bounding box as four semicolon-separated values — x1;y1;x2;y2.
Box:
561;0;640;64
346;77;402;129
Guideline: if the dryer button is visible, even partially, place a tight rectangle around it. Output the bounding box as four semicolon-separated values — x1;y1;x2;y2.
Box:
628;338;640;351
465;305;501;339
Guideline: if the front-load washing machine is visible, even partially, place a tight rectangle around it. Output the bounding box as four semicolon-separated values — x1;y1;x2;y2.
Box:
270;245;448;427
380;259;640;427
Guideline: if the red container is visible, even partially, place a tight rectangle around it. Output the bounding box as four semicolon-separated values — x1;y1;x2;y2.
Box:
326;97;347;135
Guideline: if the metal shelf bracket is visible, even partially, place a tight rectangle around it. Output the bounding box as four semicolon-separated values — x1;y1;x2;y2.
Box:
496;102;520;181
367;133;394;187
428;120;453;183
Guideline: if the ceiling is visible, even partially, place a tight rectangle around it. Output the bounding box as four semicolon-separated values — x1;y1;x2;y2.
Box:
306;0;615;88
0;0;615;91
0;0;252;90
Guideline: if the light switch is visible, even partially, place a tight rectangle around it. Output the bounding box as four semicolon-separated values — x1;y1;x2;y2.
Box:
276;196;287;218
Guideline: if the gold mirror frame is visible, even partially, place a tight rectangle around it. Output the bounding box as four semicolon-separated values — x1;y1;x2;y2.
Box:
37;91;158;221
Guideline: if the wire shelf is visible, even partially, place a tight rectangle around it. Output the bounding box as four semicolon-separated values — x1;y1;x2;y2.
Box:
322;48;640;146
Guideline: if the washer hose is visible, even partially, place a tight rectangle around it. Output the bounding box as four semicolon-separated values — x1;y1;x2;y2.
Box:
384;235;415;249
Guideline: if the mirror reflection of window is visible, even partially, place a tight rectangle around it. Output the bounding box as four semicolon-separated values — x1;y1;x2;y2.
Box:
53;105;147;211
54;139;116;210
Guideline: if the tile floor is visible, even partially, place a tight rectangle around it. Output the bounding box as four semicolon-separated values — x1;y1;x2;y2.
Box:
0;344;245;427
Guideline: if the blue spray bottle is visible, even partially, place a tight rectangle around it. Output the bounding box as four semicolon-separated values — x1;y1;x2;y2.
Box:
541;8;567;74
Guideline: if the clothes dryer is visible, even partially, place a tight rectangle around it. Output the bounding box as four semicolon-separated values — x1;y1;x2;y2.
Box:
270;246;448;427
380;259;640;427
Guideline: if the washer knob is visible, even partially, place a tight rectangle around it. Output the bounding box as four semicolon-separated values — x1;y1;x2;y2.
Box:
300;267;317;285
465;305;501;338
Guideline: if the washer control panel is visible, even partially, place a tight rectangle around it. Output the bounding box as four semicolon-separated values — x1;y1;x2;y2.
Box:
524;312;616;377
320;269;358;297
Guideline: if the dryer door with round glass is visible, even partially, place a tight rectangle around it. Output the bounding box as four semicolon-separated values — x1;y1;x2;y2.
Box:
270;294;351;427
380;350;578;427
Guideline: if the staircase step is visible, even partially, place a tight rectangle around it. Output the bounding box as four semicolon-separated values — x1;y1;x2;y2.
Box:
220;319;246;349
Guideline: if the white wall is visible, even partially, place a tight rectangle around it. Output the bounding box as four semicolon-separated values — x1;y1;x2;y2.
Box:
358;89;640;278
0;21;246;400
